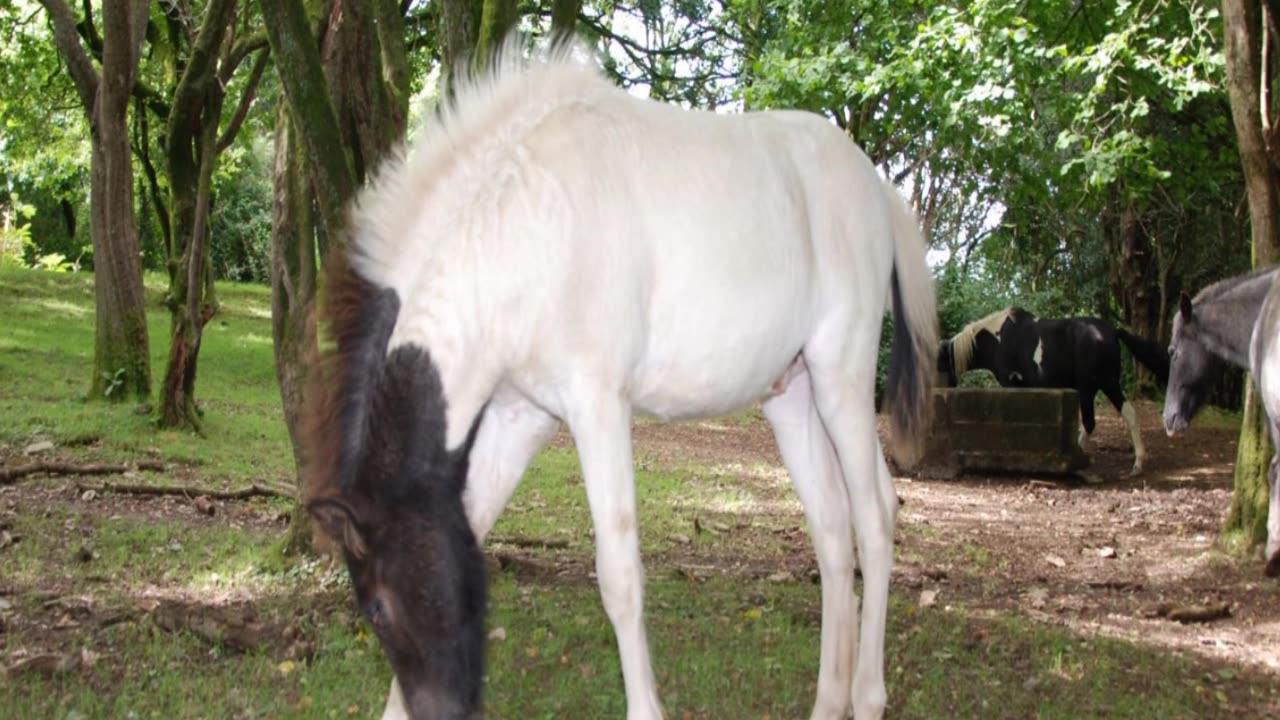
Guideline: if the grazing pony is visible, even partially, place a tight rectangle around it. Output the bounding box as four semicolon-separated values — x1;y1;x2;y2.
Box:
942;309;1168;474
936;307;1035;386
1164;266;1280;575
303;45;937;720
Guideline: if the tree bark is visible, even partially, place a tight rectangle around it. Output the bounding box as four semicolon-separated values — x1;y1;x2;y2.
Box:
157;0;241;430
441;0;481;74
1223;0;1280;550
1115;203;1161;398
260;0;410;553
475;0;518;67
260;0;357;241
550;0;581;39
41;0;153;403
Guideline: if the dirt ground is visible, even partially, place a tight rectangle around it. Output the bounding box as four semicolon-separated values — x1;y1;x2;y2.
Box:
629;398;1280;676
2;398;1276;690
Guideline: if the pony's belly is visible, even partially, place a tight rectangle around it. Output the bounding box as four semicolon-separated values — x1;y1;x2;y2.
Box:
627;344;803;421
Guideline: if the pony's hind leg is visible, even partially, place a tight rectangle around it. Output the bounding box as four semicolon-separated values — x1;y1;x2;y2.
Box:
1102;384;1145;475
567;394;663;720
1267;419;1280;577
805;350;893;720
763;359;857;720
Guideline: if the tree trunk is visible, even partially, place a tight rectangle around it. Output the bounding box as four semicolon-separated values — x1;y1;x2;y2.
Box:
550;0;581;39
440;0;482;79
1223;0;1280;550
39;0;154;402
261;0;410;553
261;0;357;241
271;106;318;556
475;0;518;66
156;0;240;430
1116;203;1160;398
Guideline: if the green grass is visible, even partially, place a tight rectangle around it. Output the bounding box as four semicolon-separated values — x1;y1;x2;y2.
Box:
2;266;1278;719
0;266;292;486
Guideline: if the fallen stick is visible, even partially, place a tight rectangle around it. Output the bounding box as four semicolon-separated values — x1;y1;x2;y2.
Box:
1140;601;1231;623
75;481;295;502
487;535;571;549
0;460;165;484
1166;602;1232;624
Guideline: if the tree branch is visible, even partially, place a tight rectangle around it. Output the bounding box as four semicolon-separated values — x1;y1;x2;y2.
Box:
0;460;165;484
220;33;270;84
216;47;269;153
38;0;99;110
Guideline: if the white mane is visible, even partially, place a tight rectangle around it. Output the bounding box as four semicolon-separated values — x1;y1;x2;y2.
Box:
948;307;1016;376
347;39;608;288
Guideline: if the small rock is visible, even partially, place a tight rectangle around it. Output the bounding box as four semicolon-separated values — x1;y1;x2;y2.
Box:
0;597;12;611
22;440;54;456
193;497;215;516
1098;546;1117;559
669;533;692;545
488;626;507;641
1045;554;1066;569
919;589;939;608
80;490;97;502
767;571;793;583
1026;587;1049;609
80;648;100;668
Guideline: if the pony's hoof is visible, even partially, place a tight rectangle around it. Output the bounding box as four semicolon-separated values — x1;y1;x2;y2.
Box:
1128;465;1144;477
1266;550;1280;578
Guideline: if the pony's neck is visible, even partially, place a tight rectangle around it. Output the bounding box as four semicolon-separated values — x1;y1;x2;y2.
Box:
1196;274;1274;369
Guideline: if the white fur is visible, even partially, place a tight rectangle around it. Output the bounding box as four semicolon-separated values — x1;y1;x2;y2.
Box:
1249;274;1280;566
360;43;936;720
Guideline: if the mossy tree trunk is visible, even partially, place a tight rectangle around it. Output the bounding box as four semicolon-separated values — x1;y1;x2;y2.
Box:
260;0;409;553
40;0;152;403
1222;0;1280;550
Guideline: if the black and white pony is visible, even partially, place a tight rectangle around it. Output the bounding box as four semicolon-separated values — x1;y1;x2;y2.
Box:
936;307;1036;387
939;308;1168;475
1163;266;1280;576
303;44;937;720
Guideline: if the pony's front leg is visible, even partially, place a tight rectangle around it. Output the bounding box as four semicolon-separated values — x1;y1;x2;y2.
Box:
568;396;663;720
463;395;560;541
379;395;558;720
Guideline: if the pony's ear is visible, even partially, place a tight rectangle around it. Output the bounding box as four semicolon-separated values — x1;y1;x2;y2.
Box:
1179;292;1193;321
307;497;368;560
974;328;1000;353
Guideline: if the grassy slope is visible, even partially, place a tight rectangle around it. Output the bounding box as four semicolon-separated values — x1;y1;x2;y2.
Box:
0;266;1276;719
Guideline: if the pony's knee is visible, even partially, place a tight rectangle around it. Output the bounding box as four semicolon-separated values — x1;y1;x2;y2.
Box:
596;552;645;625
850;673;887;720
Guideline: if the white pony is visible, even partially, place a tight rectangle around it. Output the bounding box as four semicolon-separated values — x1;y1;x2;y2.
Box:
303;42;937;720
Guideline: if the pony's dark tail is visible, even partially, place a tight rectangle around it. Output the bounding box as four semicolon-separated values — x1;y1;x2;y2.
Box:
883;179;938;468
1117;328;1170;388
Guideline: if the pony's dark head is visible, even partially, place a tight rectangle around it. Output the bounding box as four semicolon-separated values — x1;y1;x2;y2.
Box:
304;257;487;719
971;328;1015;385
1163;293;1225;436
986;314;1042;387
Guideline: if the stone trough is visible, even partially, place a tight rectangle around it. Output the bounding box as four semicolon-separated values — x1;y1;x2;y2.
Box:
913;387;1089;479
